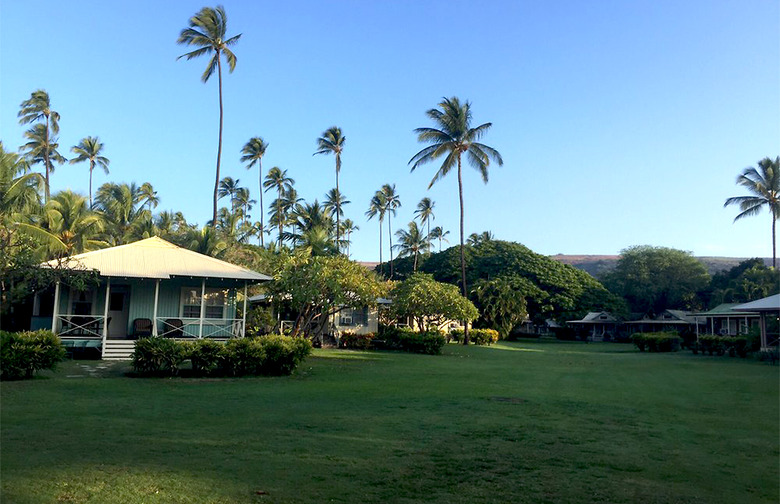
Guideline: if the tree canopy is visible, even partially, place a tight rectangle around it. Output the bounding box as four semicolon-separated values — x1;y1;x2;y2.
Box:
389;273;478;333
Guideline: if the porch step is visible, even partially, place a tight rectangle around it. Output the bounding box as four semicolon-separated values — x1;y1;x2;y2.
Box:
102;340;136;360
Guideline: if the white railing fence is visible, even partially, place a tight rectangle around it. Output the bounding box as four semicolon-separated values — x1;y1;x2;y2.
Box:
55;315;107;338
155;317;245;339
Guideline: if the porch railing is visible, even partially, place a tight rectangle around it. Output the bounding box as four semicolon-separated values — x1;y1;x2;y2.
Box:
155;317;245;339
54;315;107;338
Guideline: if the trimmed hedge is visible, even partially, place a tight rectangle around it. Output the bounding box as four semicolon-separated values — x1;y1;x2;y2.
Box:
631;332;681;353
377;327;446;355
693;335;750;358
448;328;500;345
131;335;312;377
340;332;375;350
0;330;66;380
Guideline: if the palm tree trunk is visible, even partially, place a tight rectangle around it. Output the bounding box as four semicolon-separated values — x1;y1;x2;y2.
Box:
89;162;94;209
335;156;340;253
278;189;283;249
258;161;264;247
769;218;777;268
413;249;418;272
44;115;50;202
212;54;224;226
379;219;383;276
457;154;469;345
388;214;394;279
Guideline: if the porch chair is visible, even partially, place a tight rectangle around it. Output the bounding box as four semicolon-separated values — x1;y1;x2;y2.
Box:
164;318;184;338
132;318;153;338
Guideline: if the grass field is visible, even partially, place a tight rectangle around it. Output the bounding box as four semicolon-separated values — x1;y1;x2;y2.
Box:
1;340;778;503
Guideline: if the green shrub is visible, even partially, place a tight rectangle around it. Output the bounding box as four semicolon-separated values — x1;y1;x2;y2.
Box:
186;339;225;376
0;330;66;380
340;332;375;350
398;331;446;355
377;325;405;350
631;332;681;353
448;328;499;345
132;337;186;376
255;335;312;376
694;335;749;358
222;338;266;376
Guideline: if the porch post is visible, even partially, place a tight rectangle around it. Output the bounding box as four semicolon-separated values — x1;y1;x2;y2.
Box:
242;282;248;338
101;278;111;358
51;281;61;333
198;278;206;338
759;312;768;350
152;279;160;336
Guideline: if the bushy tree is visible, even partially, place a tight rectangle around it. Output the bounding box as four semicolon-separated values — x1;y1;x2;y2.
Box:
707;259;779;306
389;273;478;333
602;245;710;314
472;276;528;338
268;252;386;338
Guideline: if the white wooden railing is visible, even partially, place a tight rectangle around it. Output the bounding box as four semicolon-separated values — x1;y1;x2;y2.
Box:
54;314;107;338
155;317;245;339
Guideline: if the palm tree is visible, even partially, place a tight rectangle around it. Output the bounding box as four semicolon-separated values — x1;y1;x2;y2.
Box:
240;137;268;246
1;142;42;222
366;191;387;275
69;136;109;208
17;90;60;202
467;230;494;246
94;182;150;245
217;176;242;212
415;197;435;252
288;200;333;245
724;156;780;268
177;5;241;225
341;218;359;257
139;182;159;211
20;124;66;202
33;190;107;256
394;221;426;271
314;126;345;250
234;187;255;224
380;183;401;278
264;167;294;248
429;226;450;252
324;188;350;222
410;97;503;343
186;226;228;257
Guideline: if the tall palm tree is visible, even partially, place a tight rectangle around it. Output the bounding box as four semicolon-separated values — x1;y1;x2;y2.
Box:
234;187;255;224
429;226;450;252
20;124;66;202
18;90;60;202
415;197;435;252
177;5;241;225
314;126;345;250
341;218;359;257
217;176;242;212
240;136;268;246
724;156;780;268
380;183;401;278
264;167;294;248
394;221;426;271
410;97;503;343
139;182;159;211
366;191;387;275
69;136;109;208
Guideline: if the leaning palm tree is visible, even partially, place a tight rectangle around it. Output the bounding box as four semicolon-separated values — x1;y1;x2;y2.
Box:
69;136;109;208
409;97;503;344
366;191;387;275
394;221;426;272
380;183;401;278
414;197;435;252
429;226;450;252
341;218;359;258
20;124;66;202
177;5;241;226
240;136;268;246
314;126;345;250
724;156;780;268
18;90;60;202
264;167;294;248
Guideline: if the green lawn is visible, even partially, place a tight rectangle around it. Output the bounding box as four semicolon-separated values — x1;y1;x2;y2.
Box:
1;341;778;504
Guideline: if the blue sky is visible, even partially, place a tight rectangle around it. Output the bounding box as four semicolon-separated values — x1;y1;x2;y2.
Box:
1;0;778;262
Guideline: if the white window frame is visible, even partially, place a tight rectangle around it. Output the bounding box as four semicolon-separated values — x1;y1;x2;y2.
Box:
180;287;227;319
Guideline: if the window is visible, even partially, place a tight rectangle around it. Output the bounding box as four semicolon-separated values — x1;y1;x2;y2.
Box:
340;307;368;326
180;287;227;319
71;290;94;315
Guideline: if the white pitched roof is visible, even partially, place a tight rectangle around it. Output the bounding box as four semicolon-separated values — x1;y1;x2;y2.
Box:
732;294;780;313
43;236;271;282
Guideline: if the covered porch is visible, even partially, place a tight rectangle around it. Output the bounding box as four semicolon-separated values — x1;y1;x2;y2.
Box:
38;237;271;358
